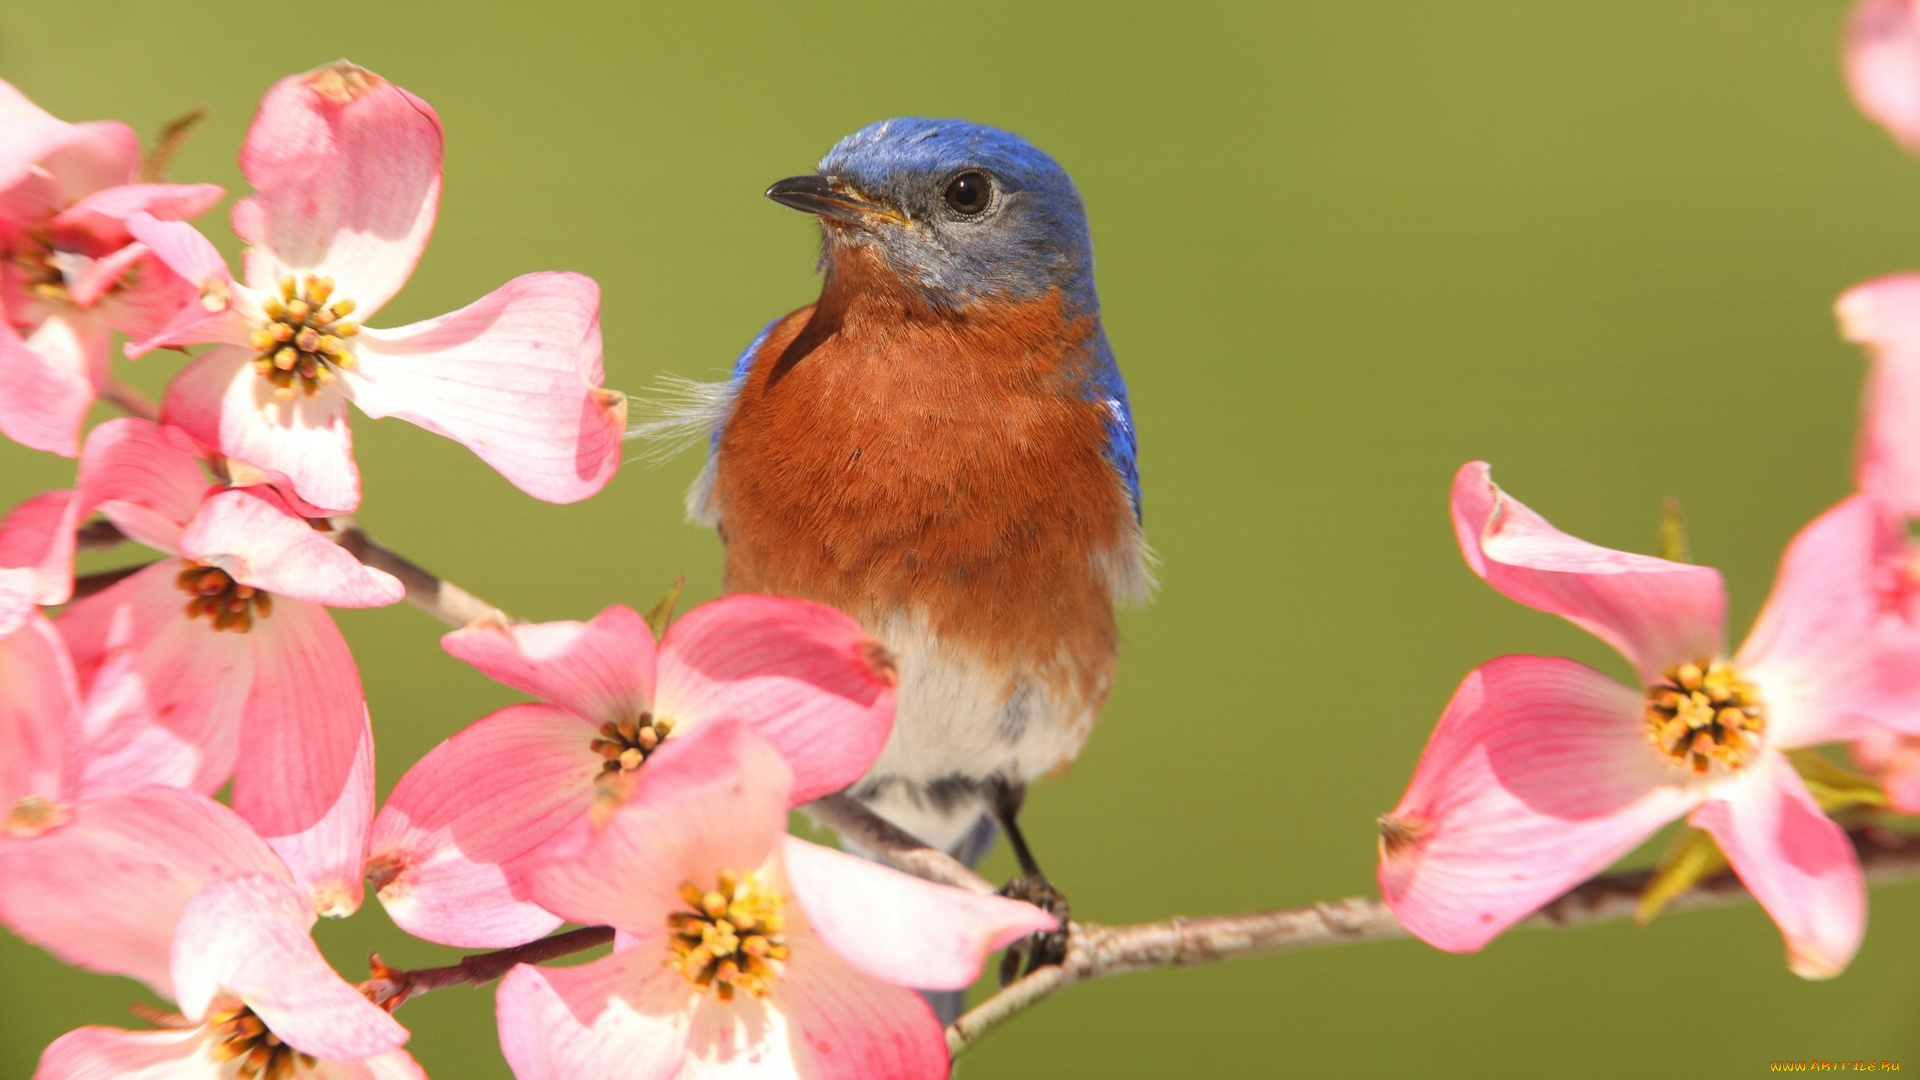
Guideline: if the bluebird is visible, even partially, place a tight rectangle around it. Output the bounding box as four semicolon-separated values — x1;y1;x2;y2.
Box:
648;117;1149;979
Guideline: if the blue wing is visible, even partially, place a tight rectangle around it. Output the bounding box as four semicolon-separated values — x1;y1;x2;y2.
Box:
1084;330;1142;523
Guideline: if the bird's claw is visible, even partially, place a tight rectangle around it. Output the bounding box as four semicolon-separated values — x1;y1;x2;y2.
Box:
996;874;1070;985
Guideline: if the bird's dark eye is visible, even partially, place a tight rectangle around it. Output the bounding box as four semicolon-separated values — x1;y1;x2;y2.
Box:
943;172;991;216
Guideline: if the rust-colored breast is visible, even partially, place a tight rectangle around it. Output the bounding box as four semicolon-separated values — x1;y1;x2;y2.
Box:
711;251;1132;701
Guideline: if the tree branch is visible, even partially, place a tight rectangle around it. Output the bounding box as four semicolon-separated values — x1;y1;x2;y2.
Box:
71;562;156;601
329;520;508;628
98;379;159;422
944;825;1920;1057
801;793;998;895
361;925;615;1012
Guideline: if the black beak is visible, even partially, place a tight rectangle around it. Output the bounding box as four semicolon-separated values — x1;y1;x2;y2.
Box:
764;175;903;225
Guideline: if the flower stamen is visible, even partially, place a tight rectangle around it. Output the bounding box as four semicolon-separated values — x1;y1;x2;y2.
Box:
4;795;69;838
176;563;273;633
252;274;359;401
1644;660;1765;775
666;869;787;1001
12;232;70;303
589;713;674;776
207;1002;316;1080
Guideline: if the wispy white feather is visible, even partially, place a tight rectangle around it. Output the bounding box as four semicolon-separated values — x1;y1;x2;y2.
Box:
622;375;739;466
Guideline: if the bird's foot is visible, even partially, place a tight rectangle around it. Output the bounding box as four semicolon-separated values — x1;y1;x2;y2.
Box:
996;874;1070;985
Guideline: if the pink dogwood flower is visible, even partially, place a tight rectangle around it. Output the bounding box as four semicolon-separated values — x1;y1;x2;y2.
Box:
1848;0;1920;155
369;598;897;948
0;784;423;1079
19;417;402;915
495;720;1056;1080
0;78;223;456
1378;463;1920;978
127;61;626;515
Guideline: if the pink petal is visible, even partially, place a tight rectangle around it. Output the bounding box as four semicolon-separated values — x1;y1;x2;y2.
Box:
658;595;896;805
0;786;286;1000
33;1025;213;1080
177;488;401;608
370;703;600;948
1735;493;1920;744
442;606;653;725
1848;0;1920;154
1691;755;1866;979
170;873;408;1060
495;950;694;1080
49;182;225;250
232;62;441;318
316;1051;432;1080
0;78;81;193
0;310;107;457
231;598;375;917
531;721;793;932
61;241;150;310
73;416;207;553
0;567;33;637
753;932;951;1080
780;835;1055;991
0;614;80;808
71;610;204;796
34;121;141;207
121;213;252;357
1839;273;1920;517
0;488;81;604
1377;655;1695;953
1451;461;1727;683
95;251;203;343
161;345;360;515
346;272;623;503
58;562;250;797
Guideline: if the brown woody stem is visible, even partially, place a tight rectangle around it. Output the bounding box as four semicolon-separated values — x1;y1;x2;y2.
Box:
801;793;997;895
362;926;616;1012
98;379;160;422
329;520;508;628
944;825;1920;1057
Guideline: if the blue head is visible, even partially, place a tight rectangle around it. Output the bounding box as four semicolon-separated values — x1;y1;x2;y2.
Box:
765;118;1097;313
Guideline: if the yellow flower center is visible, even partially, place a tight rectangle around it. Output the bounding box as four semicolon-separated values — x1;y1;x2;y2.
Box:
208;1003;315;1080
250;274;360;401
177;563;273;634
589;713;675;776
3;795;68;837
1644;660;1765;775
13;235;69;303
667;869;788;1001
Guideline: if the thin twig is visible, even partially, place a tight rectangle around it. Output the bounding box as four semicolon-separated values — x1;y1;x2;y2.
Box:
944;825;1920;1057
74;520;128;551
801;793;997;894
329;520;507;628
70;563;156;602
362;925;615;1012
98;380;159;422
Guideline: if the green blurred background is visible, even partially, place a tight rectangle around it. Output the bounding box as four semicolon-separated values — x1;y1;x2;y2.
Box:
3;0;1917;1075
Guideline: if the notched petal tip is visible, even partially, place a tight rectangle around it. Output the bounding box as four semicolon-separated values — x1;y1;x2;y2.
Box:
1376;814;1427;860
307;60;381;103
1788;944;1847;981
